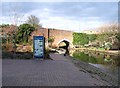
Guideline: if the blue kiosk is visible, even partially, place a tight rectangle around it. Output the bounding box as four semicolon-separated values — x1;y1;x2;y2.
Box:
33;36;44;59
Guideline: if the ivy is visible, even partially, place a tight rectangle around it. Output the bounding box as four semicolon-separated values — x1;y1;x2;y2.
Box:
73;33;97;45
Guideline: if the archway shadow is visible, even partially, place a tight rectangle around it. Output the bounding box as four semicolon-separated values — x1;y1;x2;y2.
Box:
58;40;70;56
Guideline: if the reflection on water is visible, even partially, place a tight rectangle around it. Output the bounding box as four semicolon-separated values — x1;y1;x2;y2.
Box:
71;50;120;77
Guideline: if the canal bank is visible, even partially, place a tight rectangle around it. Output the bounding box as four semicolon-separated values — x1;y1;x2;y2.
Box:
52;48;119;80
65;54;119;86
71;48;120;55
49;53;111;86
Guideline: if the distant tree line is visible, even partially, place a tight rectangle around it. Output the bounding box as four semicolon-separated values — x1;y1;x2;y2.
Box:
0;24;10;28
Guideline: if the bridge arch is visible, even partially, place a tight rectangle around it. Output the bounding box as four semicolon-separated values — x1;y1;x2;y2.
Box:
57;39;73;48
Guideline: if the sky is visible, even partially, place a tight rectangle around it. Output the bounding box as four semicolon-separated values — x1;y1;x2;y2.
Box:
1;1;118;32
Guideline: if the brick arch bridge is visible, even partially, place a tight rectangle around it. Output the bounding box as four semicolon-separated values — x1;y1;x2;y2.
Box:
31;28;73;48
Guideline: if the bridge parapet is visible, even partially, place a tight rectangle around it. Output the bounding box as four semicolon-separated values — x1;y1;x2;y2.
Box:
30;28;73;48
49;29;73;48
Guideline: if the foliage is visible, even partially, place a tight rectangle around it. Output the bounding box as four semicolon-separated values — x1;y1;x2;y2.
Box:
48;37;55;47
73;31;120;49
2;33;12;44
44;48;51;59
116;33;120;41
0;24;9;28
96;33;113;42
26;15;42;28
73;33;97;46
2;43;13;51
87;34;97;42
16;24;35;44
48;37;54;43
73;23;119;49
95;33;119;49
97;47;105;50
103;42;112;50
2;37;7;44
73;33;89;45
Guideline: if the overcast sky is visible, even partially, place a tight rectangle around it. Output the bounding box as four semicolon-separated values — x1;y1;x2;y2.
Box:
1;2;118;32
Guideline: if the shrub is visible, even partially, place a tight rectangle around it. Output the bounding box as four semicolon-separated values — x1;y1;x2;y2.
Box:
73;33;89;45
16;23;35;44
2;43;13;51
2;37;7;44
104;42;112;50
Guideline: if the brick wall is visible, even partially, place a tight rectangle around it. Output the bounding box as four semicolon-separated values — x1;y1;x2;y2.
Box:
49;29;73;47
30;28;73;47
30;28;48;41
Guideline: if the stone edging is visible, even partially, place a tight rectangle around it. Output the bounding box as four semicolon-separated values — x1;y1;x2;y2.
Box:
66;55;118;86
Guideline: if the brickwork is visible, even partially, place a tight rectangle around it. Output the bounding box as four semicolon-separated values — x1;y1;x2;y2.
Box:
1;25;73;47
31;28;73;47
49;29;73;47
0;25;17;37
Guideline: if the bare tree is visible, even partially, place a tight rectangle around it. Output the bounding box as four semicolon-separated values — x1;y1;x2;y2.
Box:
26;15;42;29
98;22;118;33
7;3;24;53
8;3;24;26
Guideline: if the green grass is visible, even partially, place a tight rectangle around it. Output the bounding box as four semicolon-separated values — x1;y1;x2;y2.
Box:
97;48;105;50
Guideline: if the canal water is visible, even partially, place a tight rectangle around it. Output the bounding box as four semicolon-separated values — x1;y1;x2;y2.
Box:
70;50;120;77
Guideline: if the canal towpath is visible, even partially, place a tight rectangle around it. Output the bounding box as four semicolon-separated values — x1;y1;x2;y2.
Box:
3;53;111;86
